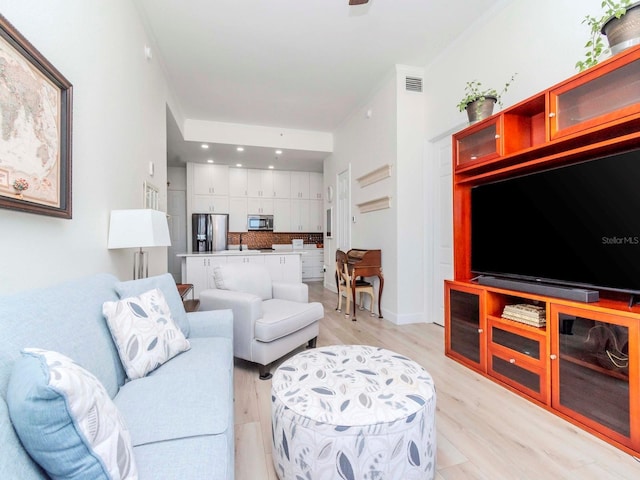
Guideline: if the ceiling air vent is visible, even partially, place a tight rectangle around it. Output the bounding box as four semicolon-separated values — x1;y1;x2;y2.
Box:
405;76;423;93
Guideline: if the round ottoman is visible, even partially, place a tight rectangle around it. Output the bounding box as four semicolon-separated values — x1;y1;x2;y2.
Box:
271;345;436;480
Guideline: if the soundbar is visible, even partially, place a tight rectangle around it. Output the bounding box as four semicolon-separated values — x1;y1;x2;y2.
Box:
476;276;599;303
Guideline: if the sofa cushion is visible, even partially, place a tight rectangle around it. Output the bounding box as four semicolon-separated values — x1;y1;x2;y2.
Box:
133;435;229;480
214;263;273;300
114;369;230;446
256;299;323;342
115;273;190;337
7;349;137;480
102;288;190;380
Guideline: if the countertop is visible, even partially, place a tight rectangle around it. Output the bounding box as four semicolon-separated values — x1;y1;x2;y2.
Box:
177;245;323;257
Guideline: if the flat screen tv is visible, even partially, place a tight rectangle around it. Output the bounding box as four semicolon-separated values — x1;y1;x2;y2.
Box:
471;148;640;295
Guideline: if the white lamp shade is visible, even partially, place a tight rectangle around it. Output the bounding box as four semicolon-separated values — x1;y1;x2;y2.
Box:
108;209;171;249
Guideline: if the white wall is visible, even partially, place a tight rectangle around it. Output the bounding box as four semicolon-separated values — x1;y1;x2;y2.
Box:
0;0;173;294
327;65;427;324
421;0;604;324
423;0;603;139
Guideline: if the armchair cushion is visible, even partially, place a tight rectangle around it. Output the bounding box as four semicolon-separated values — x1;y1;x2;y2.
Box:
213;264;272;300
272;282;308;303
257;299;324;342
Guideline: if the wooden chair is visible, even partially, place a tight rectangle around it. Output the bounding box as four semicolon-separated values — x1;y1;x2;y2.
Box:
335;250;375;317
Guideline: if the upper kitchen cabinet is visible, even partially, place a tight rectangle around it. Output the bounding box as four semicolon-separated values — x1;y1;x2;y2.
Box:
247;169;274;197
229;168;248;197
290;171;310;199
272;170;291;198
192;164;229;196
309;172;323;200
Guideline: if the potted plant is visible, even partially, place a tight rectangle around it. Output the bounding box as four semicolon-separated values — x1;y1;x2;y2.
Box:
576;0;640;71
457;73;517;124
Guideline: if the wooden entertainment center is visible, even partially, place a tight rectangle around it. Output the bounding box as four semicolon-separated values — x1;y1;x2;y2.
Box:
445;45;640;456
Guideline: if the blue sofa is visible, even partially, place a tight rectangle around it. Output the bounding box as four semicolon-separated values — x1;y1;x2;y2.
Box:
0;273;234;479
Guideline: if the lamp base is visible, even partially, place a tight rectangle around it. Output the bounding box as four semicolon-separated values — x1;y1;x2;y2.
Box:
133;248;149;280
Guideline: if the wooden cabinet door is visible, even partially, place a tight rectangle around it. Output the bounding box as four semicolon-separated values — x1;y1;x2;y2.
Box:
229;197;248;232
229;168;247;197
550;303;639;450
309;172;323;200
273;198;291;232
290;171;310;199
445;281;486;372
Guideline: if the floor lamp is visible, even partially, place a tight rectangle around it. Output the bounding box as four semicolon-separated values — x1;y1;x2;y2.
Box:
108;209;172;279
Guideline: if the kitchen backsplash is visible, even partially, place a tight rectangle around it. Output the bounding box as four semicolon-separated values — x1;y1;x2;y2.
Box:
228;231;323;249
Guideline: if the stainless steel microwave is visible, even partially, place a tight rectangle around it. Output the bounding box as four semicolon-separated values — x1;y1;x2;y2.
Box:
247;215;274;231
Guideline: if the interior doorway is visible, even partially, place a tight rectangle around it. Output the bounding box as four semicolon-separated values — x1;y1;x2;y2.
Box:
337;167;351;253
167;190;186;282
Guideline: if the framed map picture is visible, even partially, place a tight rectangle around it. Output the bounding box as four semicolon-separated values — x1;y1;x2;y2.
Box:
0;14;72;218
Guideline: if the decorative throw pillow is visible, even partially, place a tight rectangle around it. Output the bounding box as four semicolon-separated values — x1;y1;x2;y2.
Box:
213;263;273;300
6;348;138;480
115;273;190;338
102;288;190;380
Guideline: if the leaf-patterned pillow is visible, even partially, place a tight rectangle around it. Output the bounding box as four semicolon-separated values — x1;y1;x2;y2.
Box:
7;349;138;480
102;288;190;380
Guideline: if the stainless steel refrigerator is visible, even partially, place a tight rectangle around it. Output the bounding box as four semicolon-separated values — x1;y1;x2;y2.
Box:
192;213;228;252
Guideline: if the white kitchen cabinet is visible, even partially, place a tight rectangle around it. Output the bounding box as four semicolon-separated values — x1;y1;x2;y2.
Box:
226;255;265;264
247;169;273;197
309;172;323;200
192;194;229;214
229;168;247;197
265;254;302;283
290;171;310;199
273;198;291;232
302;249;324;280
308;199;323;232
247;197;274;215
184;256;227;297
272;170;291;198
192;164;229;196
229;197;248;232
290;199;309;232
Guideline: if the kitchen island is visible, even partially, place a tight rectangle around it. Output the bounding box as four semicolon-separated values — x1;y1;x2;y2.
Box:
178;247;321;298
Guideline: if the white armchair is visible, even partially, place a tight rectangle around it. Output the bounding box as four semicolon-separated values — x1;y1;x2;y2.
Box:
199;263;323;379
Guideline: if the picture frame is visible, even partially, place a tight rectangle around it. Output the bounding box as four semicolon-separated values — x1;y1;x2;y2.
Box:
0;14;73;218
326;207;333;239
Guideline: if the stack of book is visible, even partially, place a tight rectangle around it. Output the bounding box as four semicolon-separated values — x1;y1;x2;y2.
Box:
501;304;546;327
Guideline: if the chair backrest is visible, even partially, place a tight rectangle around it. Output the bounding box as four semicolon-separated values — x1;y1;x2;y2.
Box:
213;263;273;300
336;250;350;287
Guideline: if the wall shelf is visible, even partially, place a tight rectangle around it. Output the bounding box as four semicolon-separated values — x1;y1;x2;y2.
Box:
356;196;391;213
356;164;392;187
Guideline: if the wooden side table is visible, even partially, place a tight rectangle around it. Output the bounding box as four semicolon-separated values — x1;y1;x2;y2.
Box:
176;283;200;312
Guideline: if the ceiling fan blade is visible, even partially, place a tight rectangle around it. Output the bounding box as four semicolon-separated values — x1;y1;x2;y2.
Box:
349;0;369;5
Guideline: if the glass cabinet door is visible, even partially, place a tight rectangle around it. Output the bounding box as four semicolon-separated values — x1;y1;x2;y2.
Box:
551;305;636;448
550;56;640;139
454;118;501;169
446;283;485;372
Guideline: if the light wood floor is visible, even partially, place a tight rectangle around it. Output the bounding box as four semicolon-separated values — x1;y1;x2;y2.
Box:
234;282;640;479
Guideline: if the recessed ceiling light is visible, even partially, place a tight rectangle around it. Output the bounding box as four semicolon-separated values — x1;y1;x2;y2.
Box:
236;163;242;167
268;165;274;169
207;159;214;163
275;150;282;155
201;144;209;149
236;146;244;152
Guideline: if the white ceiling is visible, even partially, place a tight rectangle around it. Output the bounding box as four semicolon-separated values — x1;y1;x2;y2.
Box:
136;0;504;170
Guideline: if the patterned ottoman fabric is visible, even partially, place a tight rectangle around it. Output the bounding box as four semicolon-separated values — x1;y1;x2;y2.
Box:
271;345;436;480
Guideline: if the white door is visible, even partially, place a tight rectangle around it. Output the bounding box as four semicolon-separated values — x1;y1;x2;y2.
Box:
337;168;351;253
425;137;454;326
167;190;187;282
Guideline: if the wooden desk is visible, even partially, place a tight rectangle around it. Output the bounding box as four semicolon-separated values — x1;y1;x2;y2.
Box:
176;283;200;312
346;249;384;320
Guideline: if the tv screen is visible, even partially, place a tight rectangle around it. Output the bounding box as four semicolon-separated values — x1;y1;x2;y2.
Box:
471;148;640;294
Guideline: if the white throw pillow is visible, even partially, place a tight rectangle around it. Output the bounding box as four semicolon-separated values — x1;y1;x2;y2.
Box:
102;288;190;380
213;263;273;300
7;348;138;480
